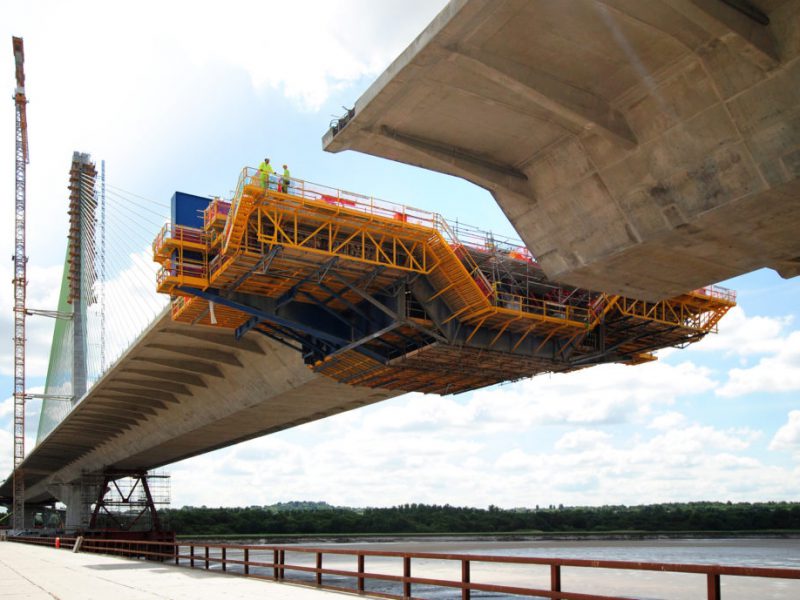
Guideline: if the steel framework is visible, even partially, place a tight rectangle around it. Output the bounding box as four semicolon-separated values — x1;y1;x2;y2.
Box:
12;36;28;531
153;168;736;395
89;470;170;532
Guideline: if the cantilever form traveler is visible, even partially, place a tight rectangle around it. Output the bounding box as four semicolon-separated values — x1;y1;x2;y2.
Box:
153;166;736;396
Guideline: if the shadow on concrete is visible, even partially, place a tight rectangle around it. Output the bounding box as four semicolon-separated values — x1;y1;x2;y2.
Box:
83;562;235;579
84;562;167;571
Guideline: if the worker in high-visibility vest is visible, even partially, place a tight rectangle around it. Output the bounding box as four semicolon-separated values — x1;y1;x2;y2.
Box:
282;164;291;193
259;158;274;190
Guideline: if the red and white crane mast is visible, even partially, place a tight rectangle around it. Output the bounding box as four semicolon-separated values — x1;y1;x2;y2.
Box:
12;35;28;531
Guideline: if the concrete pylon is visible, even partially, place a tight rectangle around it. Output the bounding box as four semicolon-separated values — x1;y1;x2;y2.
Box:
46;475;101;532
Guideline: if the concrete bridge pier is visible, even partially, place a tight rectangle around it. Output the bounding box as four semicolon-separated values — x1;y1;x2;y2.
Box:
46;477;100;532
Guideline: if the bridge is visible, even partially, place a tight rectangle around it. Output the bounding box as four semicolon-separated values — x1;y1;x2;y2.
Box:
2;153;734;530
323;0;800;302
5;2;769;531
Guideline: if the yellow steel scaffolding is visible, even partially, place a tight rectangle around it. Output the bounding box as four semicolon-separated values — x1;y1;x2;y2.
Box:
153;167;736;394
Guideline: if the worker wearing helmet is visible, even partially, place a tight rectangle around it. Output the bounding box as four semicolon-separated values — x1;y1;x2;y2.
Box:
282;164;291;194
259;158;274;190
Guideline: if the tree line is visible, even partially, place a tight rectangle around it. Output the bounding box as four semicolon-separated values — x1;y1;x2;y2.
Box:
162;501;800;536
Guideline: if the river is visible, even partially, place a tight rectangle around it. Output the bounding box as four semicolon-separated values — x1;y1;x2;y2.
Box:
190;536;800;599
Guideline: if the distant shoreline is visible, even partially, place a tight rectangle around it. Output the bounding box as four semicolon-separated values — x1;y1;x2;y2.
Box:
180;529;800;543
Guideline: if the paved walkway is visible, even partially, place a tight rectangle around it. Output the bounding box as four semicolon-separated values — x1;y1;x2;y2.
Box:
0;541;355;599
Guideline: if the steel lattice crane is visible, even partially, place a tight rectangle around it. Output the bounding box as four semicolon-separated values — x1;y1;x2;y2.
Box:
12;36;28;532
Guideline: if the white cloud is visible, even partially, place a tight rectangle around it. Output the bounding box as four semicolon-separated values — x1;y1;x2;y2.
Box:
555;429;612;451
161;0;449;111
769;410;800;455
0;261;63;378
8;1;448;113
690;306;793;357
648;411;686;430
488;423;776;505
0;386;45;475
640;425;760;458
164;377;793;509
717;331;800;397
467;360;715;429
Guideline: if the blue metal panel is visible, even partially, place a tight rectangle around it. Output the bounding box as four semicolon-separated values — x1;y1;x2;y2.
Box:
171;192;210;228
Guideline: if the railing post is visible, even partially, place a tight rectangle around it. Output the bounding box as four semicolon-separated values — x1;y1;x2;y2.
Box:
222;547;226;572
551;564;562;600
461;559;470;600
244;548;250;576
357;554;365;592
316;552;323;585
190;545;195;568
174;542;179;565
204;546;209;569
279;549;286;580
707;573;721;600
403;556;411;598
273;549;279;579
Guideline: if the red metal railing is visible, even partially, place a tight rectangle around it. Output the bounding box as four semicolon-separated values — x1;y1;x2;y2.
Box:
10;536;800;600
692;285;737;303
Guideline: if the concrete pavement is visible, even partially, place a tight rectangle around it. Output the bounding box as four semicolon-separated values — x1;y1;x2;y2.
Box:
0;542;355;600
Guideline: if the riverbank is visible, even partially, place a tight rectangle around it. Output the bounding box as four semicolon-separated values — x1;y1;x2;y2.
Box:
179;529;800;543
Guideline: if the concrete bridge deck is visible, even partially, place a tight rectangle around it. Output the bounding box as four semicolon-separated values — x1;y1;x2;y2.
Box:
0;309;397;510
0;541;350;600
324;0;800;301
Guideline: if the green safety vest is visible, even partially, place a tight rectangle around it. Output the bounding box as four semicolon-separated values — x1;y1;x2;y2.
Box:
259;162;274;178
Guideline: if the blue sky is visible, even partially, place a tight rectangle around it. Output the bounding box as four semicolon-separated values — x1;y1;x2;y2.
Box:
1;1;798;509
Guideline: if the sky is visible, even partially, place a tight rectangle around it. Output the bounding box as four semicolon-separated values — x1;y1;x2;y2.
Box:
1;0;798;510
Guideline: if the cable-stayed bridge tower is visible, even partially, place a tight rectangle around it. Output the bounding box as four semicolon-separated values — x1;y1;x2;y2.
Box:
7;147;169;530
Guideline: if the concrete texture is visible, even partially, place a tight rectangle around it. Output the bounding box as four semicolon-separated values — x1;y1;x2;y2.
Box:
0;309;397;504
0;542;352;600
324;0;800;301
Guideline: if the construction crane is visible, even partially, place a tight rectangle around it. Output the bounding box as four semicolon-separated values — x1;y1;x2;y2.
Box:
12;36;28;532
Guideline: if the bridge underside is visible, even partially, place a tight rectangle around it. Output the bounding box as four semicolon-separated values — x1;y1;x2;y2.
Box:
0;310;398;504
324;0;800;301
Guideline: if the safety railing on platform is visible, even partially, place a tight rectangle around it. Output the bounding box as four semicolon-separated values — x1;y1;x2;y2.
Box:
156;255;208;293
692;285;737;303
170;295;188;319
615;295;731;333
203;197;231;230
494;289;595;325
152;223;207;258
448;219;534;260
232;167;532;267
10;536;800;600
236;167;442;230
154;166;736;345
